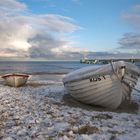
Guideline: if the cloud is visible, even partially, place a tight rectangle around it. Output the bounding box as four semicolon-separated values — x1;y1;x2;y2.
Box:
123;14;140;29
118;33;140;50
0;15;34;56
0;0;26;10
0;48;28;57
28;33;88;59
27;14;83;59
29;14;79;33
0;0;84;59
122;4;140;29
118;4;140;52
0;0;27;17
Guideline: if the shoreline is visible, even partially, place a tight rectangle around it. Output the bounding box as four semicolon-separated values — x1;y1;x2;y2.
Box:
0;75;140;139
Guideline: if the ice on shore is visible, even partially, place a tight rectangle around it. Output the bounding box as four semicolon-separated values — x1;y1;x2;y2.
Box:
0;76;140;140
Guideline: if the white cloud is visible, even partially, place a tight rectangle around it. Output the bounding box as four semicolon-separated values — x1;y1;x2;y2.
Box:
51;43;88;55
0;0;84;59
0;15;35;57
29;14;79;33
122;4;140;29
123;14;140;29
0;0;27;17
0;0;26;10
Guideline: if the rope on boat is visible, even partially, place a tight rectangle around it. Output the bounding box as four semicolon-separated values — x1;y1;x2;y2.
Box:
110;61;121;81
110;61;140;93
132;87;140;93
122;80;140;93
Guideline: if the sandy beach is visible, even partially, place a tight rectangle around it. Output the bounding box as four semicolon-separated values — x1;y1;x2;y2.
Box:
0;74;140;140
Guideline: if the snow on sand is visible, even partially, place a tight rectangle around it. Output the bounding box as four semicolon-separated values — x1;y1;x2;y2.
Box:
0;76;140;140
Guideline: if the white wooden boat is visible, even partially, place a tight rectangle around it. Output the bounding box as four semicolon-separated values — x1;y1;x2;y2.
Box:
63;61;140;109
2;73;29;87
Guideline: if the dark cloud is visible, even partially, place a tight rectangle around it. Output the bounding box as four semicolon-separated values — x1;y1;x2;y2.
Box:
118;33;140;49
28;33;86;59
118;4;140;52
85;51;140;59
0;48;28;57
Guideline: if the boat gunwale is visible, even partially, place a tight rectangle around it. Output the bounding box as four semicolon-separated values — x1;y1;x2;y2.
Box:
63;61;140;84
1;74;29;78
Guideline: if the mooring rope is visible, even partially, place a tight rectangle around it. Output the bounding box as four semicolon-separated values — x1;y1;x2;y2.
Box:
132;87;140;93
110;61;140;93
110;61;121;81
122;79;140;93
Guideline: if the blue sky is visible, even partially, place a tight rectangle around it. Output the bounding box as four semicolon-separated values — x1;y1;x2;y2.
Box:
0;0;140;59
19;0;139;51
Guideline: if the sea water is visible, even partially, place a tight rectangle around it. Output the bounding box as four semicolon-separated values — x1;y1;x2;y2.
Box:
0;61;95;74
0;61;140;75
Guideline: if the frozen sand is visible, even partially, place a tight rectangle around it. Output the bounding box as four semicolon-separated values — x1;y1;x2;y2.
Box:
0;74;140;140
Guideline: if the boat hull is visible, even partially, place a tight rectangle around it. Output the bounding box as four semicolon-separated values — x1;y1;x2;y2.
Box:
63;61;140;109
2;74;29;87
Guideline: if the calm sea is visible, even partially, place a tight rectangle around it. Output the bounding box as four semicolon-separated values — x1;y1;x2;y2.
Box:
0;61;140;75
0;61;93;75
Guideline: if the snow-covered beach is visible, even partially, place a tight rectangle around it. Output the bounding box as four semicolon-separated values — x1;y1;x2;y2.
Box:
0;74;140;140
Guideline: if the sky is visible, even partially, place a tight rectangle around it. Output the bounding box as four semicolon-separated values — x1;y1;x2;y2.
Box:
0;0;140;60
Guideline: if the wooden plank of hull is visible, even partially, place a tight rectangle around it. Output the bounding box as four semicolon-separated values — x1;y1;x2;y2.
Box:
66;71;137;96
65;80;114;95
67;81;119;99
65;74;118;94
72;86;120;104
70;82;120;100
65;74;113;87
64;74;123;109
63;65;117;85
70;84;122;109
88;90;122;109
65;75;115;91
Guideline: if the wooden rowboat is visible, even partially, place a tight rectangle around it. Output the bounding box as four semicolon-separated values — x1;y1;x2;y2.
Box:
63;61;140;109
1;73;29;87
